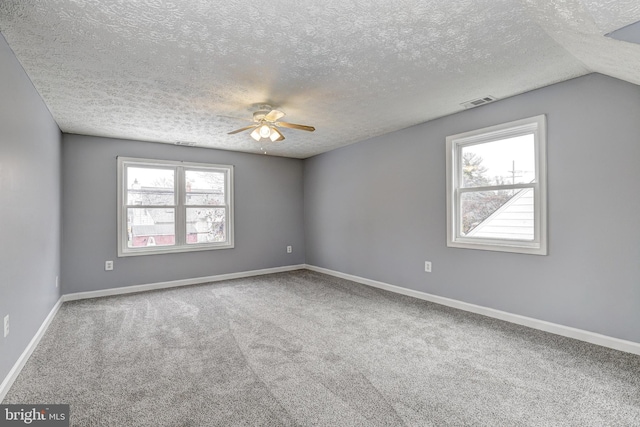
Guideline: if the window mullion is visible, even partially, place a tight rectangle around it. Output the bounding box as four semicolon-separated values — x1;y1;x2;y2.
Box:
459;183;535;193
124;204;175;209
175;166;185;246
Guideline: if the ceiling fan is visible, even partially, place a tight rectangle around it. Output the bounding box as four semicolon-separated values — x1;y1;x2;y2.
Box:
227;105;315;142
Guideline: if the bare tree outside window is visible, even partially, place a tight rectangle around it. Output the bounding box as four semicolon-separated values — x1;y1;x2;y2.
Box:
460;153;513;234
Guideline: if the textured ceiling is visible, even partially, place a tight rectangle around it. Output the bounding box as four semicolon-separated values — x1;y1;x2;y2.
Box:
1;0;639;158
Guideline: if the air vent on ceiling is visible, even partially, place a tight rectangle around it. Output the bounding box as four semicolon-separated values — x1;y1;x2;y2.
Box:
461;95;497;109
175;141;196;147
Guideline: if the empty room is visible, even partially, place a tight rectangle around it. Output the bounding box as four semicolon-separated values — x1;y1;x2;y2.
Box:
1;1;639;425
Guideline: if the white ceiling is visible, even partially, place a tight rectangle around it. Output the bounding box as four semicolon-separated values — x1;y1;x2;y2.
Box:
1;0;639;158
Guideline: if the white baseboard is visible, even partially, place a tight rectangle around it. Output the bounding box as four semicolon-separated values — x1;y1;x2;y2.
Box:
304;264;640;356
63;264;306;302
0;297;63;402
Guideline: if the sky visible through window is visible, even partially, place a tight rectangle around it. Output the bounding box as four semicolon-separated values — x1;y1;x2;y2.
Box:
128;167;173;188
463;134;535;185
128;167;224;191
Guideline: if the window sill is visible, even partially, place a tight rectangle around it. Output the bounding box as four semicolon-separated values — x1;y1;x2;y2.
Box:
118;243;234;257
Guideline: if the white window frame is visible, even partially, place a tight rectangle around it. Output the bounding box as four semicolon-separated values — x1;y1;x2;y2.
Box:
117;157;234;257
446;115;547;255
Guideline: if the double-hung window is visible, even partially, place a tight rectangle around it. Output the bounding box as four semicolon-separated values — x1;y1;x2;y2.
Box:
117;157;234;256
446;115;547;255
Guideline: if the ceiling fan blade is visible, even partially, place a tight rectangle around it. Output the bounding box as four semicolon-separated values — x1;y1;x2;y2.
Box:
228;124;258;135
276;121;315;132
264;109;285;122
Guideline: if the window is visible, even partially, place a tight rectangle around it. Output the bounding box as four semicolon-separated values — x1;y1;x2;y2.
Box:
446;115;547;255
117;157;234;256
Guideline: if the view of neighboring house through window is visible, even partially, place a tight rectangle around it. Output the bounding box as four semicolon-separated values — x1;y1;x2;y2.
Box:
117;157;234;256
446;115;547;255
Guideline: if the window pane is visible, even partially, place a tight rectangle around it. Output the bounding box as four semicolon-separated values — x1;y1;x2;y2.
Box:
461;188;534;240
127;208;175;247
185;170;225;205
186;208;226;244
127;167;174;205
461;134;535;188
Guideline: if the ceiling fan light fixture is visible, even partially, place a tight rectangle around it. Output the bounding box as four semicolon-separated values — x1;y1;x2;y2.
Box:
259;124;271;138
250;128;261;141
269;127;284;142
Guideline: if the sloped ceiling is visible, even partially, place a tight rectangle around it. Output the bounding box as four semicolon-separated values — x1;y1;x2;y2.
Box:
0;0;639;158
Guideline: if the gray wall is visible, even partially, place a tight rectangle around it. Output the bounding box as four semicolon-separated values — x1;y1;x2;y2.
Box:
304;73;640;343
0;34;62;383
61;135;305;294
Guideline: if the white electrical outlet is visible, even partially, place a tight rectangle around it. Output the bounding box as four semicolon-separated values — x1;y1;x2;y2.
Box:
287;246;292;253
4;315;9;338
105;260;114;271
425;261;432;273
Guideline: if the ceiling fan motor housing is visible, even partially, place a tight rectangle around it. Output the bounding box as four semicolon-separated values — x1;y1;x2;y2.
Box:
253;104;273;122
253;110;270;122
